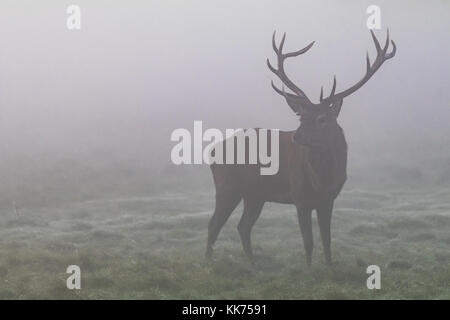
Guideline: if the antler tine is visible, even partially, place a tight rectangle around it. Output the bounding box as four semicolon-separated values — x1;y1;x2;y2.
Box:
271;80;302;100
319;75;337;102
366;51;371;72
266;58;277;74
330;75;337;97
268;31;314;101
371;29;396;62
279;32;286;54
384;29;396;58
370;29;382;53
272;31;279;54
385;40;396;59
383;28;390;53
319;29;396;105
273;31;314;60
271;80;284;96
284;41;315;59
382;29;396;60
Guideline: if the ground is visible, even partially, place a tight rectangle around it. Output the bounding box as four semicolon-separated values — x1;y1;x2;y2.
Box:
0;186;449;299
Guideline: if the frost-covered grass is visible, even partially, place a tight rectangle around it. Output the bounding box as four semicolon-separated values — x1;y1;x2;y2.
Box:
0;186;448;299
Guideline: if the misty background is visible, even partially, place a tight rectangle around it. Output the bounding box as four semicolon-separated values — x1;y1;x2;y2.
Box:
0;0;449;208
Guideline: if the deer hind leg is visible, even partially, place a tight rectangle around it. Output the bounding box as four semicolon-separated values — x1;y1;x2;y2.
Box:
296;205;313;266
237;197;264;260
206;191;242;258
316;201;333;265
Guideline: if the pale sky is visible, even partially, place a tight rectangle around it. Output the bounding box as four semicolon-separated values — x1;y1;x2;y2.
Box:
0;1;449;167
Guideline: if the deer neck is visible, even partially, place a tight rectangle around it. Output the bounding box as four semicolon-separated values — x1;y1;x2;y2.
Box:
301;137;345;194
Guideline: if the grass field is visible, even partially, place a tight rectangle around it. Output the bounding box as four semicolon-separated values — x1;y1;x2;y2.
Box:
0;185;448;299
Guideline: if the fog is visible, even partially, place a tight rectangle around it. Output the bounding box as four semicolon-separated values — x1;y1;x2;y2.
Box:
0;1;448;204
0;1;449;209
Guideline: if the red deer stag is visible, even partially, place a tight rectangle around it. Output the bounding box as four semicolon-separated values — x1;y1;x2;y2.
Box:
206;30;396;265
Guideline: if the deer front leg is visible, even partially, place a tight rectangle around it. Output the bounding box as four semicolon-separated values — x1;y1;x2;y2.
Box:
295;205;313;266
317;201;333;265
238;198;264;261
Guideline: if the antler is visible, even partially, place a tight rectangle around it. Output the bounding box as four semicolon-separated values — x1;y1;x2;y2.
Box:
267;31;315;105
319;29;397;104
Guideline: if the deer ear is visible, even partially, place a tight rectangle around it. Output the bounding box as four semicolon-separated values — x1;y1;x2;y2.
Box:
330;99;343;118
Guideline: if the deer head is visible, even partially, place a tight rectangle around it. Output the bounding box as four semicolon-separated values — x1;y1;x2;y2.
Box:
267;30;396;150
